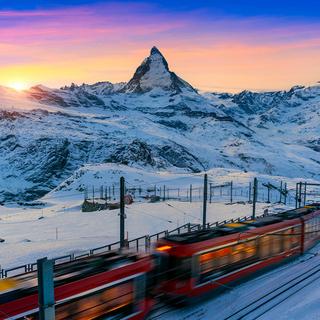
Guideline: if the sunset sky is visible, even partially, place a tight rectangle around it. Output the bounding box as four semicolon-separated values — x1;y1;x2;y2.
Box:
1;0;320;92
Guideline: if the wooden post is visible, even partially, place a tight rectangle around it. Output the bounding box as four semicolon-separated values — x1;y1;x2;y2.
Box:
230;181;233;203
190;184;192;203
38;258;55;320
202;174;208;228
120;177;125;248
163;185;166;201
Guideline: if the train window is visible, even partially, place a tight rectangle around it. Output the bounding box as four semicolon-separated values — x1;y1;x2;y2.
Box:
198;240;258;284
198;247;232;282
291;226;301;248
55;280;135;320
259;235;272;259
230;240;257;264
283;229;292;251
270;233;283;255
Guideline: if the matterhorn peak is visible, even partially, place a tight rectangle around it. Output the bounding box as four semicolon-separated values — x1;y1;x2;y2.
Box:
122;46;196;94
150;46;163;56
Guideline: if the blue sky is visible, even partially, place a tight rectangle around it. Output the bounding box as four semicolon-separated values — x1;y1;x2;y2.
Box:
3;0;320;19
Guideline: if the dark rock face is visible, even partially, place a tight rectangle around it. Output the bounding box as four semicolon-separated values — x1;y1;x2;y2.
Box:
105;139;156;167
104;139;205;172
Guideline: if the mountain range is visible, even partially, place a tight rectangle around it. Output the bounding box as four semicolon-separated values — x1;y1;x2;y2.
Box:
0;46;320;202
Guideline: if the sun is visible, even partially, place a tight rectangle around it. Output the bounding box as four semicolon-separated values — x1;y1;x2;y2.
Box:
8;82;28;91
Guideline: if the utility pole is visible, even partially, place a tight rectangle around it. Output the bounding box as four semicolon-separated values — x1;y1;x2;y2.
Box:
120;177;126;248
202;174;208;228
252;178;258;219
37;258;55;320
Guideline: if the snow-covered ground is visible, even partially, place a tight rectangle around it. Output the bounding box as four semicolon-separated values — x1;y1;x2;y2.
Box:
1;164;319;270
0;198;283;270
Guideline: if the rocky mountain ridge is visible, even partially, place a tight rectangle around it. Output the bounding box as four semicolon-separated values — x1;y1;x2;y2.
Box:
0;47;319;202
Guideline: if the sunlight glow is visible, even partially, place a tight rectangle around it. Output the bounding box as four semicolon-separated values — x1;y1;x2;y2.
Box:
9;82;28;91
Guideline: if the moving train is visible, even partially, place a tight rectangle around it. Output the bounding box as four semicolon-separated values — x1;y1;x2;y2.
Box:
1;203;320;319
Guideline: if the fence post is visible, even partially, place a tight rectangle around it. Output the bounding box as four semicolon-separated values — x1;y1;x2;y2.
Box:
100;186;103;199
295;183;298;208
37;258;55;320
284;182;287;205
267;185;270;203
163;185;166;201
298;182;302;208
202;174;208;228
230;181;233;203
252;178;258;219
190;184;192;203
120;177;126;248
92;186;95;203
279;181;283;203
303;182;307;206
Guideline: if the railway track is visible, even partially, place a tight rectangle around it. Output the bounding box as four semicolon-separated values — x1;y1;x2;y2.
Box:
152;250;320;320
225;255;320;319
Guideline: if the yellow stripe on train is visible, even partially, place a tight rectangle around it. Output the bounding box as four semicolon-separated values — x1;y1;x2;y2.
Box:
0;278;19;291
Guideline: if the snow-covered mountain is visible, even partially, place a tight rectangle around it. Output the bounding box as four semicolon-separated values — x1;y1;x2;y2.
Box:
0;46;320;202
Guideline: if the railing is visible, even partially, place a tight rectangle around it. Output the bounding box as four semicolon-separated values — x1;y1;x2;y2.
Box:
0;214;268;278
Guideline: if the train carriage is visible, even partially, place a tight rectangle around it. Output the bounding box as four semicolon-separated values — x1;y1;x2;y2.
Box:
155;204;320;299
0;251;154;320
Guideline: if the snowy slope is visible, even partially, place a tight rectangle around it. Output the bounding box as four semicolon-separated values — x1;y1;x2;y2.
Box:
0;47;320;202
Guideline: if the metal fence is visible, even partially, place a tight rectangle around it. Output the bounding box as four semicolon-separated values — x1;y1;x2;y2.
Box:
0;213;267;279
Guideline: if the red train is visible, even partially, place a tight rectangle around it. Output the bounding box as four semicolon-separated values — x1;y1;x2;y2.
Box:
0;203;320;319
155;204;320;299
0;252;154;319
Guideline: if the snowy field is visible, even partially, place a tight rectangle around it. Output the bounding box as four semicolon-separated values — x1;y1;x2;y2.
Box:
0;199;283;269
1;164;319;270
